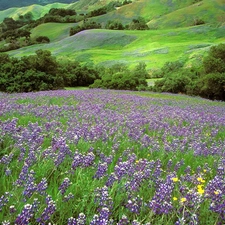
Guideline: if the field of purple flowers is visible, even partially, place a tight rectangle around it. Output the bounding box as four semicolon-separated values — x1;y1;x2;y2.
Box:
0;89;225;225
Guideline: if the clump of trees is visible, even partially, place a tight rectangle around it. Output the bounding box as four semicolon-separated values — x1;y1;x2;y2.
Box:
70;20;101;36
0;49;99;93
87;0;132;17
152;43;225;101
0;49;148;93
70;17;149;36
90;62;148;91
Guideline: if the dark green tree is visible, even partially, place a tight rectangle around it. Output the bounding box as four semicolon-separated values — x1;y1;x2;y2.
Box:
203;44;225;74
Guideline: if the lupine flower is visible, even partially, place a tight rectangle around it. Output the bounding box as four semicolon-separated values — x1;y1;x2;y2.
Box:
9;205;16;214
126;196;143;214
37;177;48;196
15;204;33;225
59;177;71;195
117;215;129;225
36;195;56;224
76;213;86;225
93;162;108;179
0;192;13;212
63;193;74;202
68;217;77;225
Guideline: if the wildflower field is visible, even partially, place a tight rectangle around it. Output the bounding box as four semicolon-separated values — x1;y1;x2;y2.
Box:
0;89;225;225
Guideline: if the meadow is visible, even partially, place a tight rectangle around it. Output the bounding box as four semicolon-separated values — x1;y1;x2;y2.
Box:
0;89;225;224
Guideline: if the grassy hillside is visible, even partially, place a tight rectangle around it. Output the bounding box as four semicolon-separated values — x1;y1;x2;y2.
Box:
148;0;225;29
0;0;75;10
8;25;225;70
30;23;75;42
0;3;70;22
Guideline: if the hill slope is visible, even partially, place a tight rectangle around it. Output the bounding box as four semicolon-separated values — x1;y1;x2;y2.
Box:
147;0;225;29
0;3;70;22
0;0;76;10
1;0;225;70
9;26;225;69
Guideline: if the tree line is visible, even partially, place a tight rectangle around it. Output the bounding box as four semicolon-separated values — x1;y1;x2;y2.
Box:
70;17;149;36
0;50;98;92
0;49;148;93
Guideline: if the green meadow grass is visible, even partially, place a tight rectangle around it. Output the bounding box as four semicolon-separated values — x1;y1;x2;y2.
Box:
147;0;225;29
30;23;75;42
8;25;225;70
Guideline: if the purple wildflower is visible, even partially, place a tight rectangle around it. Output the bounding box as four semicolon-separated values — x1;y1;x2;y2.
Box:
59;177;71;195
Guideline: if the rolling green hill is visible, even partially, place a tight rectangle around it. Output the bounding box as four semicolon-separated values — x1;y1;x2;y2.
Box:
1;0;225;71
8;25;225;70
147;0;225;29
0;3;70;22
0;0;76;10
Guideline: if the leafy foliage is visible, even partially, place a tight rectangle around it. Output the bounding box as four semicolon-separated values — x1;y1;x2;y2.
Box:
70;20;101;36
90;62;148;91
0;49;99;93
36;36;50;43
153;43;225;101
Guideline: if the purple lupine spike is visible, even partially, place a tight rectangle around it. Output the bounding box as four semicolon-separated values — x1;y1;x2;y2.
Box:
126;196;143;214
15;204;33;225
63;192;74;202
76;213;86;225
0;192;13;212
83;152;95;167
36;195;56;224
118;215;129;225
59;177;71;195
72;151;83;169
93;162;108;179
68;217;77;225
37;177;48;196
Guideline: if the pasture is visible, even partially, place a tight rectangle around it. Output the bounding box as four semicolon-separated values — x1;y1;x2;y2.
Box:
0;89;225;224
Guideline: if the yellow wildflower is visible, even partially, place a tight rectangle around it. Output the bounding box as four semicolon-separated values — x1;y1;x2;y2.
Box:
171;177;179;182
173;197;178;201
214;191;219;195
197;177;205;183
135;160;139;164
197;188;205;195
180;197;187;203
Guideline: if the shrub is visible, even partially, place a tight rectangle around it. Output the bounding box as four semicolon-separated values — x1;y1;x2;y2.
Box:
203;43;225;74
197;73;225;100
36;36;50;43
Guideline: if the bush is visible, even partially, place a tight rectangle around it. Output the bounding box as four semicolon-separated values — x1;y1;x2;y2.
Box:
36;36;50;43
197;73;225;100
203;43;225;74
90;63;148;91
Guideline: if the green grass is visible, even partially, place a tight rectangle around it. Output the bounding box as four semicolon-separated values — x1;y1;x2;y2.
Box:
147;0;225;29
30;23;75;42
65;87;89;90
0;3;69;22
8;25;225;70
